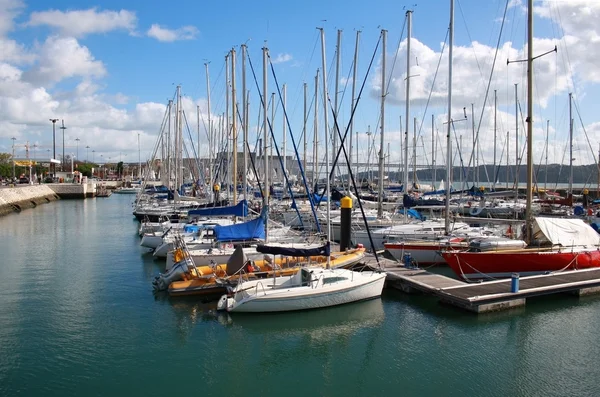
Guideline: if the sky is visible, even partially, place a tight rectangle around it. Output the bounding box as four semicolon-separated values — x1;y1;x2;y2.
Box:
1;0;600;180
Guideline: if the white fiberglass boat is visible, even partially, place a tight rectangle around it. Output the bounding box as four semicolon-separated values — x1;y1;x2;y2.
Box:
217;266;386;313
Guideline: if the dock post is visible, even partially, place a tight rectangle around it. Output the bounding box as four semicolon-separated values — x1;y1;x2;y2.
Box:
511;273;520;293
340;196;352;251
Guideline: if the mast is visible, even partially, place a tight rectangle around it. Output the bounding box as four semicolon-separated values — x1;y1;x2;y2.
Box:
303;82;307;182
404;10;412;193
525;0;534;242
350;30;361;187
231;48;238;204
569;92;573;196
545;119;549;192
444;0;454;235
167;99;172;189
262;46;269;239
413;117;417;187
242;44;248;200
319;27;331;261
506;131;509;189
333;29;342;184
282;83;287;181
313;70;319;188
270;92;275;187
225;54;230;195
377;29;387;218
471;103;476;186
205;63;213;190
432;114;436;189
493;90;497;189
515;83;519;201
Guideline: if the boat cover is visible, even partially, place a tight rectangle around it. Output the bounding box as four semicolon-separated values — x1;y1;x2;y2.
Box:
213;211;265;242
256;241;330;257
532;217;600;247
188;199;247;217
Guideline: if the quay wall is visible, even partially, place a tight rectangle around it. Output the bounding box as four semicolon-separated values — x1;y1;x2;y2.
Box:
0;185;60;217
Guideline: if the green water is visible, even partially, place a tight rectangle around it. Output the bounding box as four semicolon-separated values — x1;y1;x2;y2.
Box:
1;195;600;397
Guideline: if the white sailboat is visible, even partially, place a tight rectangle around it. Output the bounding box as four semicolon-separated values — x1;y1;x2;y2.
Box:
217;266;386;313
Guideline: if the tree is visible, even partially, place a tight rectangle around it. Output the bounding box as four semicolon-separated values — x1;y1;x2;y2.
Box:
116;161;124;178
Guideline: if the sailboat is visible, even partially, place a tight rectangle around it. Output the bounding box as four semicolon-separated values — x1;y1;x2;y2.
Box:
216;36;386;312
441;0;600;281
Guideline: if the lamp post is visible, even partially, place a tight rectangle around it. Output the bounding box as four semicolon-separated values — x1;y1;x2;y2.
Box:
100;154;103;179
86;146;90;162
60;120;67;171
49;119;58;177
11;137;16;178
92;150;95;164
75;138;80;163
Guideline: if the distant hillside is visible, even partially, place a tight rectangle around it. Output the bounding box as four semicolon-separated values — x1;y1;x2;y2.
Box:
379;163;600;185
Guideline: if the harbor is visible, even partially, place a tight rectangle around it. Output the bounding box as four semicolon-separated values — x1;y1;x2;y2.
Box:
1;195;600;396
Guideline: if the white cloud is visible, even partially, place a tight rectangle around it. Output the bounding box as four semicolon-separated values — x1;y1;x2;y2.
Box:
272;53;293;64
146;24;198;42
0;0;24;37
23;36;106;85
27;8;137;37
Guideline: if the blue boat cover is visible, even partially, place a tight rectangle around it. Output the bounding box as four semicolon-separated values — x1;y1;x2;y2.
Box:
256;241;330;257
188;200;247;217
214;211;265;242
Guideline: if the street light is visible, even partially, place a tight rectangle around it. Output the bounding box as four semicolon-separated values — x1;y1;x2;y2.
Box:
92;150;95;164
75;138;80;163
60;120;67;172
86;145;90;162
49;118;58;177
11;137;16;178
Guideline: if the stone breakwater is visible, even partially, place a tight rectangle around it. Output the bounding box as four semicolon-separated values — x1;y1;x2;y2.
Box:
0;185;60;217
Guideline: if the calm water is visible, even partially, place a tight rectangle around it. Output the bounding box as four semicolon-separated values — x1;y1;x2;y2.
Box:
1;195;600;397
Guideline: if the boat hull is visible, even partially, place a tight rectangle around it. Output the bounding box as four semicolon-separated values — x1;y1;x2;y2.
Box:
226;272;386;312
385;241;467;265
442;248;600;281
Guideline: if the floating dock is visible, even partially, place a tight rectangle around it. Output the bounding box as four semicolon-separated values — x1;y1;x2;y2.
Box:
363;255;600;313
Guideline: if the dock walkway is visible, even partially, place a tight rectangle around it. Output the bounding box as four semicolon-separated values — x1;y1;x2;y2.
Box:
362;255;600;313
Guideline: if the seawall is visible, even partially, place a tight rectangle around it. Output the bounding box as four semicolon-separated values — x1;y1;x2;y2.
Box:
0;185;60;217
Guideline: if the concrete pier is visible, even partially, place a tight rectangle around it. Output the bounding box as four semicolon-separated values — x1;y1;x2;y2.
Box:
0;185;60;216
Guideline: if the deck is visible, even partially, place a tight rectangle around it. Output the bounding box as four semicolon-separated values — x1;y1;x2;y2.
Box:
361;255;600;313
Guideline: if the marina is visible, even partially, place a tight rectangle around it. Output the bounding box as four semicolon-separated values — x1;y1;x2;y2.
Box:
3;0;600;395
1;195;600;396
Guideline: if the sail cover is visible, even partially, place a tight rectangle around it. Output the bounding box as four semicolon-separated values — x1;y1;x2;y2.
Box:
214;211;265;242
256;242;330;257
188;200;247;217
532;217;600;247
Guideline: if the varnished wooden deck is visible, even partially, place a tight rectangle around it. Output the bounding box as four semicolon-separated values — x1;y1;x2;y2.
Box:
361;254;600;313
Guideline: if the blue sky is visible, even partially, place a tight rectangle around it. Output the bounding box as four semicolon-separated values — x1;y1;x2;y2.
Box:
1;0;600;176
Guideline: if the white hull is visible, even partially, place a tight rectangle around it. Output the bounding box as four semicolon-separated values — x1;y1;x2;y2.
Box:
140;234;164;249
385;242;463;265
221;269;386;313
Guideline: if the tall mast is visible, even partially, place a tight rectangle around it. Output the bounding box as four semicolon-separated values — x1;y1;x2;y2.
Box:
545;119;549;192
225;54;230;195
270;92;275;187
413;117;417;186
471;103;476;186
432;114;436;189
444;0;454;235
525;0;534;242
377;29;387;218
282;83;287;180
313;70;319;188
506;131;509;189
262;47;269;239
319;27;331;255
231;48;238;204
515;83;519;200
167;100;172;188
242;44;248;200
569;92;573;196
404;10;412;193
350;30;361;187
303;82;308;184
205;63;212;189
493;90;497;189
333;29;342;184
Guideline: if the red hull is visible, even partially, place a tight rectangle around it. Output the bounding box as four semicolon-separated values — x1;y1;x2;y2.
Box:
441;248;600;281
